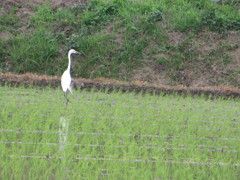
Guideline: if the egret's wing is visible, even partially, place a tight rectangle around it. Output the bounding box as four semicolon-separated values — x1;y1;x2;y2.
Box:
61;71;69;92
61;70;72;93
68;80;74;94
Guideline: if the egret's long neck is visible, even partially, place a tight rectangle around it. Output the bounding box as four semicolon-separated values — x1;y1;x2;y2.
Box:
67;52;71;72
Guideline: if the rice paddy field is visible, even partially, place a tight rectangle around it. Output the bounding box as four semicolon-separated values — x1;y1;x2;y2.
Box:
1;85;240;179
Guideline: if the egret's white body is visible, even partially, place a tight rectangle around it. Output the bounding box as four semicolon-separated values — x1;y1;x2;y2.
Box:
61;49;79;104
61;68;72;94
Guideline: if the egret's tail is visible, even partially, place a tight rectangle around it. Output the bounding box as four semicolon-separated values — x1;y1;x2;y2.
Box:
68;87;73;94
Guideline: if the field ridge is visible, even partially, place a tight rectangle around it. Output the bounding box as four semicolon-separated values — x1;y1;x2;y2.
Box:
1;72;240;98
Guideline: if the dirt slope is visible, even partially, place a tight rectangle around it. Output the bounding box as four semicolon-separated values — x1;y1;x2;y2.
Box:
133;30;240;87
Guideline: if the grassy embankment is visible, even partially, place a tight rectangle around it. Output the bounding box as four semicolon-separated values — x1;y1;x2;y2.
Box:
0;0;240;85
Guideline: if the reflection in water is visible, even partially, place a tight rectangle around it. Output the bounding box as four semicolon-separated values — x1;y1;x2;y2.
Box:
59;116;69;151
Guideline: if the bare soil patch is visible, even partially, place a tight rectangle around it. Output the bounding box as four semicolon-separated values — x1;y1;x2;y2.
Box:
0;31;12;41
132;59;171;85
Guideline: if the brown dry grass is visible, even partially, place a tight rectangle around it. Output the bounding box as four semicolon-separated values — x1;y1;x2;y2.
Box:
1;73;240;98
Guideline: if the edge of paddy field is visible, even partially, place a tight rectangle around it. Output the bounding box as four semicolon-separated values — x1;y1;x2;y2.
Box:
1;72;240;98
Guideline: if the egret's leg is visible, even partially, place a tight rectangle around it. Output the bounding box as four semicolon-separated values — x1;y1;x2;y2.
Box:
66;91;71;103
63;92;70;105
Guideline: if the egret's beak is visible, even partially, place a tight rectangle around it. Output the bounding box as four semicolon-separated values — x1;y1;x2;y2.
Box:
74;51;85;57
79;51;86;57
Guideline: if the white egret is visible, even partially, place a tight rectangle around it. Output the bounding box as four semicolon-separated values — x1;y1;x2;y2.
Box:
61;49;79;104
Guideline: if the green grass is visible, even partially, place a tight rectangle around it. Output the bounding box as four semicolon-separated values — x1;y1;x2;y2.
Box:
6;28;59;74
1;85;240;179
0;0;240;82
0;5;19;32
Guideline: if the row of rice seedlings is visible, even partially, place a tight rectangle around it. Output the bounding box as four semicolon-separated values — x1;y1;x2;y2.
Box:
1;85;240;179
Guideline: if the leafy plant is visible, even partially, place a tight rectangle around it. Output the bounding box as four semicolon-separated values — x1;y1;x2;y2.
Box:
201;7;240;32
147;9;162;23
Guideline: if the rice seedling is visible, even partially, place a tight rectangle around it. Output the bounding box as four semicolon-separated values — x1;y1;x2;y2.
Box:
0;85;240;179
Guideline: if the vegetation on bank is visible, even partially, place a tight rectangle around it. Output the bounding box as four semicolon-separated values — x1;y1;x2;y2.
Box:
0;0;239;85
